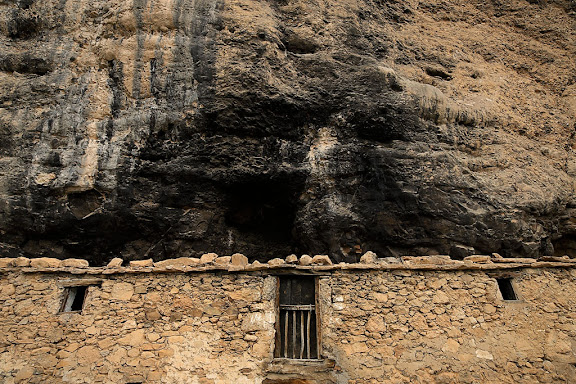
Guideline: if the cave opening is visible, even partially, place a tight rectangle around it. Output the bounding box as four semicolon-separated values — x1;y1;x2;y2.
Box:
552;235;576;258
224;176;302;259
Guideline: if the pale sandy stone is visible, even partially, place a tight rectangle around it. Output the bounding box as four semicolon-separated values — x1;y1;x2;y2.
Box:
61;258;89;268
0;284;16;297
464;255;492;263
129;259;153;268
244;334;258;342
154;257;200;268
442;339;460;353
106;348;127;364
476;349;494;360
312;255;333;265
365;315;385;333
214;256;231;265
118;329;146;346
200;253;218;263
0;258;14;267
231;253;249;266
107;257;123;268
299;255;313;266
360;251;378;264
76;346;101;365
110;282;134;301
267;258;285;266
30;257;61;268
14;367;34;383
285;254;298;264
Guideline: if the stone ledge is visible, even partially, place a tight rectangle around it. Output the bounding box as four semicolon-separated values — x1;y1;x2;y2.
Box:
1;260;575;276
1;253;575;275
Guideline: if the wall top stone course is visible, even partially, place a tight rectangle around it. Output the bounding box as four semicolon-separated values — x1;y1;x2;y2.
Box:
0;254;575;275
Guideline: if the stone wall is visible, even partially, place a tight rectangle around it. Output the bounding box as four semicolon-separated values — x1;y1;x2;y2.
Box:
1;255;576;383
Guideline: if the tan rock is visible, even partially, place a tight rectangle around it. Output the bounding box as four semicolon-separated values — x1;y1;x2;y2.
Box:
231;253;249;266
12;257;30;267
30;257;61;268
365;315;385;333
442;339;460;354
14;367;34;383
285;254;298;264
154;257;200;268
76;346;101;365
475;349;494;360
158;348;174;358
299;255;313;266
146;333;160;342
118;329;146;346
244;334;258;342
267;258;285;266
145;309;162;320
106;348;127;364
360;251;378;264
200;253;218;263
129;259;153;268
107;257;123;267
312;255;333;265
464;255;492;263
0;258;14;267
110;282;134;301
214;256;231;265
0;284;16;297
61;258;89;268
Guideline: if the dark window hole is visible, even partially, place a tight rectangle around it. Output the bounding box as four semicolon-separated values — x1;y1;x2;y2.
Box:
60;286;88;312
497;278;518;301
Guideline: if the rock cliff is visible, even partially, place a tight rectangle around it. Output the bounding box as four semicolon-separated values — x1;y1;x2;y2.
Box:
0;0;575;264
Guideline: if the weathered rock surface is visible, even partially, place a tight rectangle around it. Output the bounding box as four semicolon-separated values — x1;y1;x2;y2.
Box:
0;0;575;265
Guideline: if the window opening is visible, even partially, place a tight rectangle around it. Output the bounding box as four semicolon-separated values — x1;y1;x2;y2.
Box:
60;286;89;312
275;276;318;359
497;278;517;300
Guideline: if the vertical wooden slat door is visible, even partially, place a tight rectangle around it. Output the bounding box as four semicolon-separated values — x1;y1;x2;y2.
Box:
276;276;318;359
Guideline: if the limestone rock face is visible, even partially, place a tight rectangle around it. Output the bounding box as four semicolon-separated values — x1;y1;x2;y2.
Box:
0;0;575;264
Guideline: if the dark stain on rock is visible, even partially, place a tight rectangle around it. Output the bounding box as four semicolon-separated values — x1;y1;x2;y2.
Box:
0;54;52;75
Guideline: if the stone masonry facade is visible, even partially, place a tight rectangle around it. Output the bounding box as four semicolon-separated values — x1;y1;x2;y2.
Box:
1;254;576;383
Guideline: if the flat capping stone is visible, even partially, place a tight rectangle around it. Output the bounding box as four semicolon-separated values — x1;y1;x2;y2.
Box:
1;257;576;276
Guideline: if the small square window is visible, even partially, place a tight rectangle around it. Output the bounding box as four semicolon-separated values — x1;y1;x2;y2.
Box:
60;286;89;312
497;278;518;301
275;276;319;359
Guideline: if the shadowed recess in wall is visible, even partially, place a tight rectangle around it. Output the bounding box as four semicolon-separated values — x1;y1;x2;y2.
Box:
224;176;304;259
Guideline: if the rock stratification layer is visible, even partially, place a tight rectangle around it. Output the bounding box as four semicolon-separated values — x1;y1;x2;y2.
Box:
1;0;575;264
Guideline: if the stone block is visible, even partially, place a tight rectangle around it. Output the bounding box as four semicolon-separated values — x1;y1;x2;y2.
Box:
312;255;332;265
285;254;298;264
30;257;62;268
214;256;232;265
268;258;285;266
231;253;249;266
299;255;313;266
360;251;378;264
129;259;153;268
200;253;218;263
61;258;89;268
464;255;492;263
154;257;200;268
14;367;34;383
110;282;134;301
0;258;14;267
107;257;123;268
